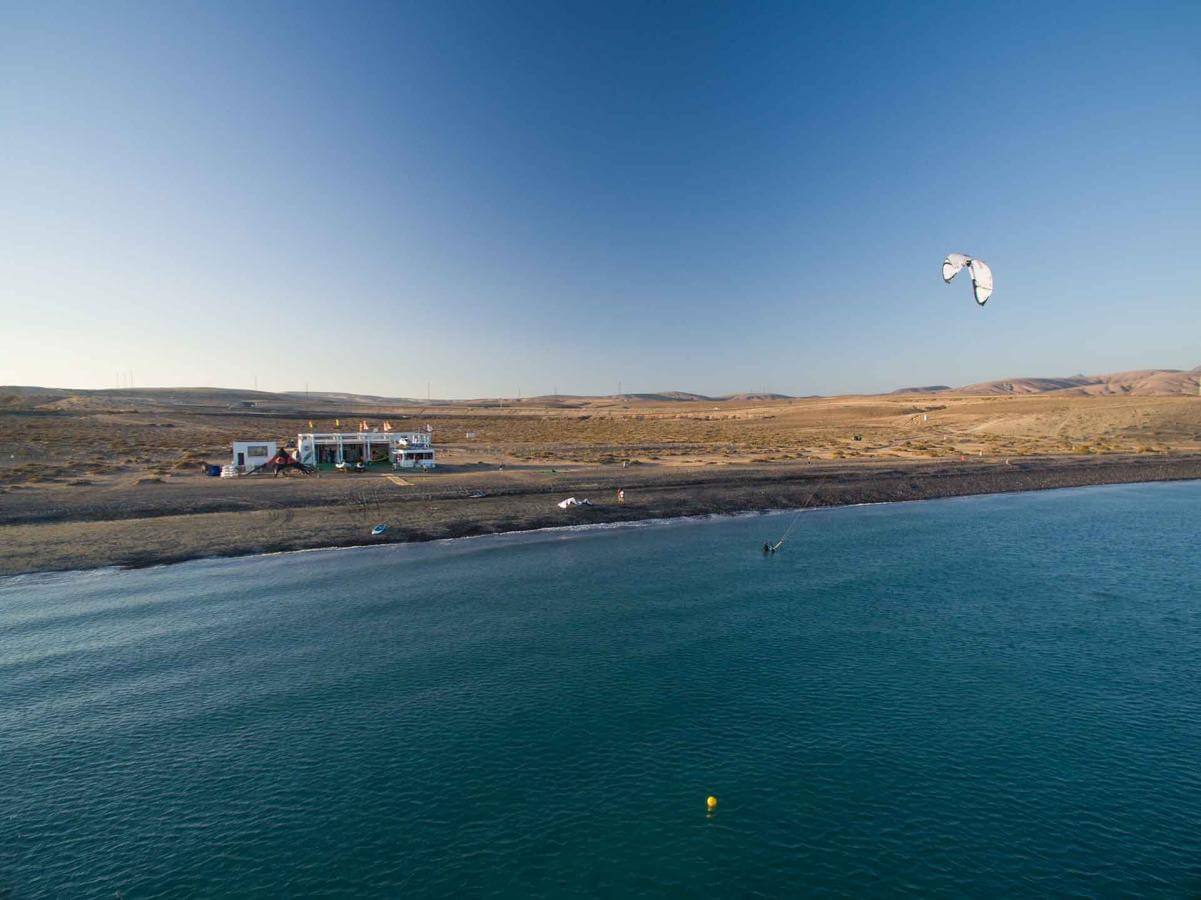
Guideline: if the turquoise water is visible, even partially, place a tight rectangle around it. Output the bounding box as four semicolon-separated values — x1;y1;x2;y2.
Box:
3;482;1201;897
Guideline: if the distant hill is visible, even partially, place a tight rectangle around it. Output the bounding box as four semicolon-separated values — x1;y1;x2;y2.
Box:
956;376;1093;395
722;392;792;401
953;367;1201;397
275;390;424;406
608;391;793;402
1068;369;1201;396
891;385;951;394
5;366;1199;413
618;392;716;402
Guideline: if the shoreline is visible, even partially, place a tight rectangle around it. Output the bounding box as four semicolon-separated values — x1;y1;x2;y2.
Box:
3;454;1200;577
0;498;1008;584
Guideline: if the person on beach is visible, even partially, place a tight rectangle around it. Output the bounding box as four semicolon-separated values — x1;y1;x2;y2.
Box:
617;489;625;504
270;449;293;476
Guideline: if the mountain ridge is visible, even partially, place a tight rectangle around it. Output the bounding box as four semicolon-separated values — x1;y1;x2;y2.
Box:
3;365;1199;409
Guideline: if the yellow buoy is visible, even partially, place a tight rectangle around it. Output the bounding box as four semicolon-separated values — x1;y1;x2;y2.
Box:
706;795;717;811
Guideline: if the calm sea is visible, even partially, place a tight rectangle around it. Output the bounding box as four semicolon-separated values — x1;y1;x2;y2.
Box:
3;482;1201;897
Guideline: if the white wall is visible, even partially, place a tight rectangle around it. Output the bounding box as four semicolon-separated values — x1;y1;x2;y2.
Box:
231;440;277;470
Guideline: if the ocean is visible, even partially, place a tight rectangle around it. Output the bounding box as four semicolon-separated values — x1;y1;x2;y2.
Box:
3;482;1200;897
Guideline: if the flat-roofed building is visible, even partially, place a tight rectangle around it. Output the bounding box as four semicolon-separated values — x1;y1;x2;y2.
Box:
230;440;277;473
294;431;436;470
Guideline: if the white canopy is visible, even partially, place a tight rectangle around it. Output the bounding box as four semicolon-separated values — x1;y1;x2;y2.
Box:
943;253;993;306
942;253;969;283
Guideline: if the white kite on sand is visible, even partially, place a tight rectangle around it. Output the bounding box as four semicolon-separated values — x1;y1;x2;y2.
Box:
942;253;994;306
557;497;593;509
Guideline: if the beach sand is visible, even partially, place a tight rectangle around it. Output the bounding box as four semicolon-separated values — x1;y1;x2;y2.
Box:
4;454;1200;575
5;386;1201;574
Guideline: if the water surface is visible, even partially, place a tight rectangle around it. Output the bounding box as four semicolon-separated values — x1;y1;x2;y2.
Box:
3;483;1201;896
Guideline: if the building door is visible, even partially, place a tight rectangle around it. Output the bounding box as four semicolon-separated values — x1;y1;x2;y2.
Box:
237;452;245;467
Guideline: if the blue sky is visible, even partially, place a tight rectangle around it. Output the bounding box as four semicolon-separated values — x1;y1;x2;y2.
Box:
3;1;1198;397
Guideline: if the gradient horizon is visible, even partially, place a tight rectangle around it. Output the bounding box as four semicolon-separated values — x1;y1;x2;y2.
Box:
3;1;1198;397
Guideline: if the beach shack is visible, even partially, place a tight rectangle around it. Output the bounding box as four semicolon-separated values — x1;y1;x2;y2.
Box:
231;440;277;473
294;430;436;470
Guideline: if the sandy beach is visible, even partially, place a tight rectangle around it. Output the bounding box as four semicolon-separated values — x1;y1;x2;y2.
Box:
5;385;1201;575
4;454;1200;575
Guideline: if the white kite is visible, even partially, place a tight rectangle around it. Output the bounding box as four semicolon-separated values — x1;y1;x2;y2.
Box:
942;253;993;306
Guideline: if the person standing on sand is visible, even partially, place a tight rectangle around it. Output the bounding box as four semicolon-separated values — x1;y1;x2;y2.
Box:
617;489;625;504
270;449;294;476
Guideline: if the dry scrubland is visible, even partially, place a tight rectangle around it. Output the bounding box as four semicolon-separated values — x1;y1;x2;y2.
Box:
2;383;1200;574
3;388;1201;487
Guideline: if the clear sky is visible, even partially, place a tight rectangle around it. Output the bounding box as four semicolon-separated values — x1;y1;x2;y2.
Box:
3;1;1198;398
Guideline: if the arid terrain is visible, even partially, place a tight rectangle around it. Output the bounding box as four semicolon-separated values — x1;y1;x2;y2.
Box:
3;367;1200;574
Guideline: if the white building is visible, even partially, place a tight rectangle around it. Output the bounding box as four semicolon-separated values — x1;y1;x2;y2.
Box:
294;431;435;470
231;440;277;473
